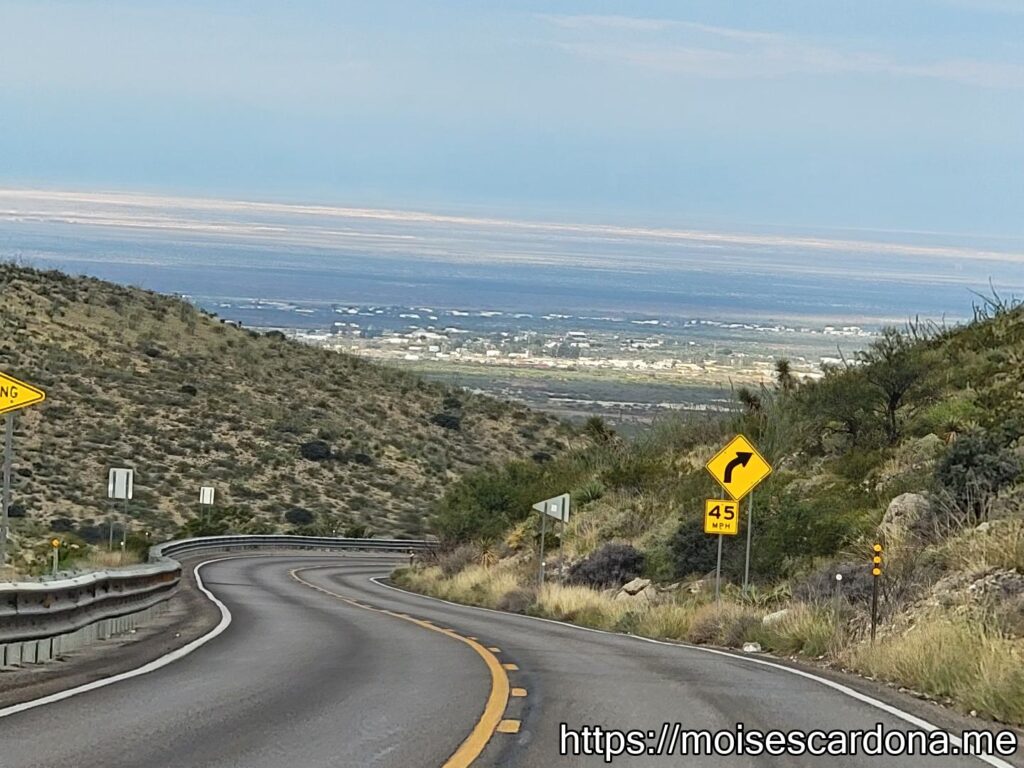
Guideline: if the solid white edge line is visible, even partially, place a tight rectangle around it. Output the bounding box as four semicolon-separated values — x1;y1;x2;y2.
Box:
0;556;234;719
370;577;1017;768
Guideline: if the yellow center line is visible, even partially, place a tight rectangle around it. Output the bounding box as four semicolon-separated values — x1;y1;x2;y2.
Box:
289;567;512;768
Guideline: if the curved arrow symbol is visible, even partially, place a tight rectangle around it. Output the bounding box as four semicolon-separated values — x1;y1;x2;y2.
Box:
723;452;753;483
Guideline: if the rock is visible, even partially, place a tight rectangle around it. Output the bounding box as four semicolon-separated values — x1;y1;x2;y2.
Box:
621;577;651;595
742;642;762;653
614;587;653;605
974;521;992;534
686;579;707;595
879;493;932;544
763;608;790;626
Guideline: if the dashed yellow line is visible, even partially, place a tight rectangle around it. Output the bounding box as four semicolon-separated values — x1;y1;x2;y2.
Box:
497;719;521;734
289;568;516;767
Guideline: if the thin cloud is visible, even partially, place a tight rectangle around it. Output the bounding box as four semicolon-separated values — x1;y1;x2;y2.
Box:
541;13;1024;89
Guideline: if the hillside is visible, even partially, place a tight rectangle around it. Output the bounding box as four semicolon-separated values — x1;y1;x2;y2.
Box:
0;264;570;568
401;296;1024;724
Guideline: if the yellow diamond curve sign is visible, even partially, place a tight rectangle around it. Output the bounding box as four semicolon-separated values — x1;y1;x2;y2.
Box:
705;434;772;501
0;371;46;417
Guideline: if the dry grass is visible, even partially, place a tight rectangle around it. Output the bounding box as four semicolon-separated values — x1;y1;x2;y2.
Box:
845;616;1024;724
535;584;630;630
944;518;1024;572
76;549;144;570
399;563;522;609
752;603;838;657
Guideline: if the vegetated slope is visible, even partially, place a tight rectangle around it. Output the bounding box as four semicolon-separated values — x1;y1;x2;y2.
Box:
408;296;1024;723
0;264;569;566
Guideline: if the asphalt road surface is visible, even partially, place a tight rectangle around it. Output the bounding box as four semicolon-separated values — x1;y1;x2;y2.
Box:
0;554;1018;768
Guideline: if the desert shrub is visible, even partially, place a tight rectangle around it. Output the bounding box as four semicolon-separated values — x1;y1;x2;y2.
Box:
75;524;106;544
345;451;374;466
670;519;720;578
343;523;370;538
438;543;480;577
687;603;761;647
179;384;198;396
7;503;27;518
934;430;1020;523
792;560;875;605
569;542;645;588
284;507;315;526
299;440;332;461
531;451;553;464
751;604;836;657
432;461;546;542
574;479;605;505
50;517;76;532
430;413;461;431
496;586;535;613
601;453;665;493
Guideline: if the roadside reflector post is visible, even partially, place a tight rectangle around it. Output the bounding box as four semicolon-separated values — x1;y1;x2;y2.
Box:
51;537;60;576
870;543;883;643
834;573;843;632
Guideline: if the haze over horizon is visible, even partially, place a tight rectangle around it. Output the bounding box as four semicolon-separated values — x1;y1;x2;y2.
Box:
3;1;1023;239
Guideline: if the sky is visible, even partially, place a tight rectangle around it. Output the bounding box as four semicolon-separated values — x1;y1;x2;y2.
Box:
2;1;1023;239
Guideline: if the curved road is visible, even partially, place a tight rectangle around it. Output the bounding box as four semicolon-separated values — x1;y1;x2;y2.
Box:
0;554;1016;767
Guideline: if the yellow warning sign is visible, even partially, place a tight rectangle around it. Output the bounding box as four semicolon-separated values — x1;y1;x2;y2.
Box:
0;371;46;417
704;499;739;535
705;434;772;501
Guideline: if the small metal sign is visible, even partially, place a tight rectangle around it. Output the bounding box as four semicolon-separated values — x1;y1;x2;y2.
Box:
108;468;134;500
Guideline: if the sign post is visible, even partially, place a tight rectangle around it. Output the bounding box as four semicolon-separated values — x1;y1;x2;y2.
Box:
107;468;134;552
704;498;739;602
705;434;772;594
50;537;60;576
743;490;755;592
0;371;47;568
199;485;216;530
532;493;570;588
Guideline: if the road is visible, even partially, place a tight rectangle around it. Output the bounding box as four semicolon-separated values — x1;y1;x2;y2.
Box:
0;554;1017;767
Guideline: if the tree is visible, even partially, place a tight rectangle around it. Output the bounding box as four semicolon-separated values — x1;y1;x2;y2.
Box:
856;327;930;444
774;358;797;393
736;386;763;417
798;364;880;448
583;416;615;443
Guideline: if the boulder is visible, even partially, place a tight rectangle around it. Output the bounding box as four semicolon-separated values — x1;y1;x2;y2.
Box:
614;587;653;605
880;493;932;543
742;642;762;653
686;579;708;595
621;577;652;595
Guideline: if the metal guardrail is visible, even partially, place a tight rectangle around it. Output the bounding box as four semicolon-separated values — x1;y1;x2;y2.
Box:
1;535;434;650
